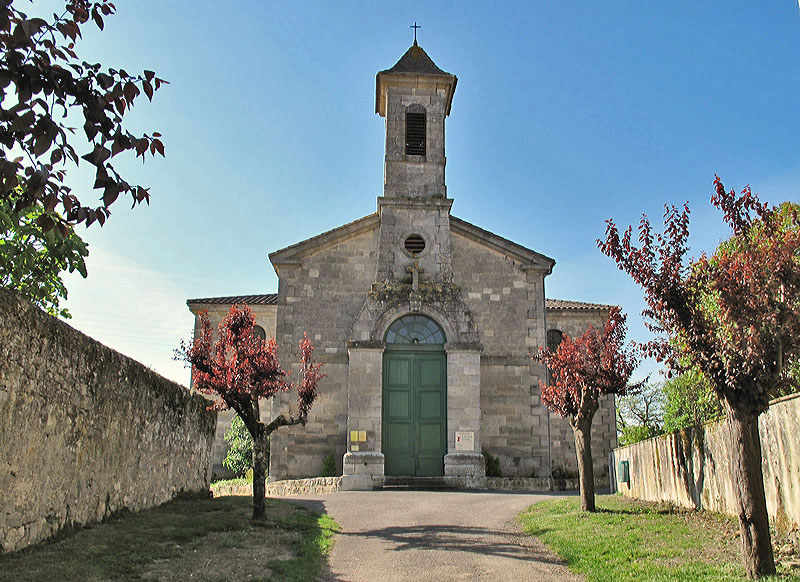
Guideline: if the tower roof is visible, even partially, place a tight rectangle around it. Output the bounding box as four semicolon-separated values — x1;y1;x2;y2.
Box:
375;43;458;116
380;42;451;76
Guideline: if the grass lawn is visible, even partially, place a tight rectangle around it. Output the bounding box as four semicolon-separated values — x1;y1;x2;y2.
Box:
0;495;338;582
519;494;799;582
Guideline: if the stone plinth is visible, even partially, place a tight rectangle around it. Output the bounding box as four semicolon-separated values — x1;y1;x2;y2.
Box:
444;453;485;477
341;452;385;490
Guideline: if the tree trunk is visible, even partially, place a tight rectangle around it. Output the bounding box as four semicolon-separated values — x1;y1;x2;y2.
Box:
726;407;775;578
251;426;268;520
572;418;595;512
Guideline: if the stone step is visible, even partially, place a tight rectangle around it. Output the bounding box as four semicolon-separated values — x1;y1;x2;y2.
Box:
382;476;454;490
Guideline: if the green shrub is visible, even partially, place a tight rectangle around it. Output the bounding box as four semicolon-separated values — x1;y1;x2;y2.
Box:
662;370;722;432
321;452;337;477
619;424;660;446
222;415;255;476
551;465;578;480
483;451;502;477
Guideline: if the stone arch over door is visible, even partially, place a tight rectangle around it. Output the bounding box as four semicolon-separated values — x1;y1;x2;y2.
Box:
374;304;457;347
348;297;478;348
382;314;447;477
342;297;486;489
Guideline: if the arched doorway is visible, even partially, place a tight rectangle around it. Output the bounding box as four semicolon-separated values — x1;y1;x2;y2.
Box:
382;315;447;477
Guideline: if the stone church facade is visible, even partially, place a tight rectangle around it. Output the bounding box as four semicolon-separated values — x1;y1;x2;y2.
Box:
188;42;616;488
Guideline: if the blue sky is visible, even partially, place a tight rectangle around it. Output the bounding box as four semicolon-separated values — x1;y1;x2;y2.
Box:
53;1;800;384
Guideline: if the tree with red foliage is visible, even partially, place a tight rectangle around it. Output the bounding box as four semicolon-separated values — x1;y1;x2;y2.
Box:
176;305;323;520
598;177;800;578
1;1;167;234
533;306;638;512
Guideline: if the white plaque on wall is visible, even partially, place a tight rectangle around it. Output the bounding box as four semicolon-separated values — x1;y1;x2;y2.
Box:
455;431;474;452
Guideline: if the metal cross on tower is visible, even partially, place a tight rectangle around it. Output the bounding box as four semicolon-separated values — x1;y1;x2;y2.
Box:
410;22;421;45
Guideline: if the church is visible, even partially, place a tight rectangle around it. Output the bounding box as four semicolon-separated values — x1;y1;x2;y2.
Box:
188;41;617;489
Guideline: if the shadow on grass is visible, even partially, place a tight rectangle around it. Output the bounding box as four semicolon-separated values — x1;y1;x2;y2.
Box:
595;506;677;516
0;495;337;582
518;495;797;581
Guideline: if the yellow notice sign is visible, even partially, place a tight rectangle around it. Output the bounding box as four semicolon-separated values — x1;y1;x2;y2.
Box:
358;431;367;442
350;430;359;442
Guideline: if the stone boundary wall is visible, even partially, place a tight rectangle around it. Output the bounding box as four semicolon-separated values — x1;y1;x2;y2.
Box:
0;290;217;553
213;475;597;497
213;477;343;498
484;477;553;491
613;393;799;540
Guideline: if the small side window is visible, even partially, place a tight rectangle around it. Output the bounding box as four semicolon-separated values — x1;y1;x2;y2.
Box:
546;329;564;353
252;325;267;341
546;329;564;384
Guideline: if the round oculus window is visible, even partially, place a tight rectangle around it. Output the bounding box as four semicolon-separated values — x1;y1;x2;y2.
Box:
403;234;426;255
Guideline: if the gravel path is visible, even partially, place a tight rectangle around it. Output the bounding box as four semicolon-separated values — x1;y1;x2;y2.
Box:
286;490;584;582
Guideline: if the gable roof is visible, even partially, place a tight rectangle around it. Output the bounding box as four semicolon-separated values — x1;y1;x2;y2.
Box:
267;210;554;274
267;212;554;274
450;215;555;273
545;298;614;311
269;213;380;270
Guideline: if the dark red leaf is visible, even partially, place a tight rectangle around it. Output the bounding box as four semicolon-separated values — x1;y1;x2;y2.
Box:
81;144;111;167
135;139;148;157
92;9;104;30
123;81;137;103
96;72;114;89
102;184;118;206
142;80;153;101
36;213;55;231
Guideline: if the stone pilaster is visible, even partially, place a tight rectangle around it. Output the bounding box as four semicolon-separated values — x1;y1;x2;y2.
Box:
444;347;485;477
341;345;385;490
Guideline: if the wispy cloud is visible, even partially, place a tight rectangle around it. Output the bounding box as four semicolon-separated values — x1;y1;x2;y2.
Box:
62;247;194;385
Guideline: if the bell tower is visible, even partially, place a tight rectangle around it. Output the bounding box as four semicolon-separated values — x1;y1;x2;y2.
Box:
374;42;458;283
375;41;457;199
343;41;483;489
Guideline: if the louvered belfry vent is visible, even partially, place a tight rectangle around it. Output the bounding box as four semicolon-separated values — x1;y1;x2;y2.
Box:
405;112;426;156
404;234;426;255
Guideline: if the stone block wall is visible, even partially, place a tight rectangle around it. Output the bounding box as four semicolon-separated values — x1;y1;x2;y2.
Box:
546;308;617;479
376;197;453;282
269;361;348;479
614;393;799;540
0;290;217;553
187;303;277;480
451;231;551;477
269;226;379;479
383;86;448;198
547;394;616;479
209;409;237;480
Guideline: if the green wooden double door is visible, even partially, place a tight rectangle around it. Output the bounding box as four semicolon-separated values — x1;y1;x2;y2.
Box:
382;350;447;477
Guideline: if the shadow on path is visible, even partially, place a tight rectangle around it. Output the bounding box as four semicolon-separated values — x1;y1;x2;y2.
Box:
333;523;565;564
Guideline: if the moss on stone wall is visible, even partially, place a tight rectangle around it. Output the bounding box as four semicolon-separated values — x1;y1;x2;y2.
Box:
0;289;217;553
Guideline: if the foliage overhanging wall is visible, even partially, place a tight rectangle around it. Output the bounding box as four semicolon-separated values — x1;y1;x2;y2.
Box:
613;393;799;540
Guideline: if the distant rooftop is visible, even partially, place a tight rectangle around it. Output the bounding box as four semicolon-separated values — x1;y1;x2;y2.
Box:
187;294;610;311
186;294;277;306
545;299;614;311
